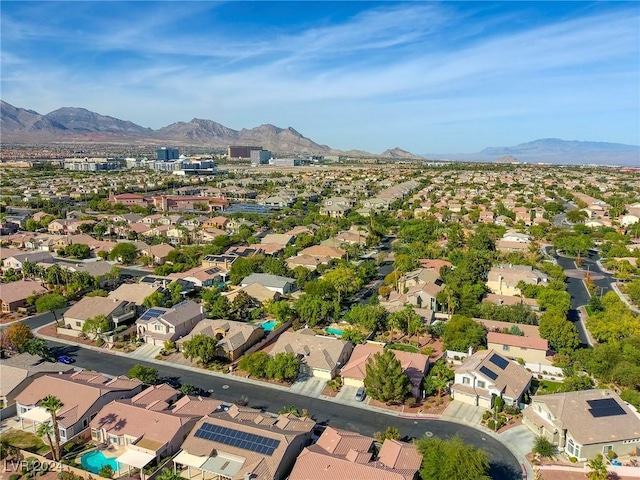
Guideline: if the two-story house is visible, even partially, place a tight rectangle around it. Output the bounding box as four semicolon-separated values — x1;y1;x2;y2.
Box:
136;300;205;346
176;319;265;361
451;350;532;409
62;296;137;337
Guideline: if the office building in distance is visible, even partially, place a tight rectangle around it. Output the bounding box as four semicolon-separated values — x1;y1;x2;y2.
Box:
228;146;262;159
63;157;121;171
250;149;272;165
157;147;180;161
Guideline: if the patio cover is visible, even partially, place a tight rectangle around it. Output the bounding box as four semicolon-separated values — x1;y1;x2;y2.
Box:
116;449;155;469
21;407;51;423
173;450;206;469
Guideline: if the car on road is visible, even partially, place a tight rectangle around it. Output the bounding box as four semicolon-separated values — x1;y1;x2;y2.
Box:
355;387;366;402
57;355;75;364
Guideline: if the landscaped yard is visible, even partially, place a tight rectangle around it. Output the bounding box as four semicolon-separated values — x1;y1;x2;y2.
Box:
533;379;564;395
387;343;419;353
2;429;50;455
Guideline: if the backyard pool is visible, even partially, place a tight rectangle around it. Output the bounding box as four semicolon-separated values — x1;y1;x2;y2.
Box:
326;327;343;336
261;320;278;332
80;450;119;474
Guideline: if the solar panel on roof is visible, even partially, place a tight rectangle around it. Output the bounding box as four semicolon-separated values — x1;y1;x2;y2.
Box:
139;308;165;321
587;398;626;418
489;354;509;370
193;423;280;456
479;365;498;380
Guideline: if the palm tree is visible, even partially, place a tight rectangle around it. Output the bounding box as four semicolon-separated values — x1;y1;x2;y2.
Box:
586;454;609;480
36;421;57;462
40;395;63;462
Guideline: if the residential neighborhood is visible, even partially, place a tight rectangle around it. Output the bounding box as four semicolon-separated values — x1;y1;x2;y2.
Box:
1;159;640;480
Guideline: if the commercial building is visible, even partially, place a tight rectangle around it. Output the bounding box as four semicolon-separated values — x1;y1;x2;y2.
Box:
157;147;179;161
228;146;262;159
250;149;272;165
63;157;121;171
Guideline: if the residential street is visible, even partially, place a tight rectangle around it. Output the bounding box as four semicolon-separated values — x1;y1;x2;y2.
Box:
44;339;522;480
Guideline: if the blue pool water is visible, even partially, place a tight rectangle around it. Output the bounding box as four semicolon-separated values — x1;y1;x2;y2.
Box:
80;450;119;474
326;327;343;336
261;320;278;332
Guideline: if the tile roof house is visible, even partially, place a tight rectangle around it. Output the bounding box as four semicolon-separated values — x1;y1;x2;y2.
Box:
224;283;281;305
298;245;346;260
89;386;221;475
270;331;353;380
2;251;54;271
176;319;265;361
286;254;332;271
1;279;48;313
107;283;164;310
15;371;143;443
451;350;533;409
0;353;74;408
487;265;548;296
260;233;293;246
173;404;315;480
487;332;551;366
240;273;297;295
62;296;137;336
136;300;205;346
340;343;429;398
140;243;175;266
289;427;421;480
522;389;640;461
168;265;226;287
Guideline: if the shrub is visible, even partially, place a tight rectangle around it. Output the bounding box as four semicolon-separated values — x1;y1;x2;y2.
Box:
420;346;435;356
95;338;105;347
569;456;578;463
98;465;113;478
606;450;617;460
9;474;21;480
532;436;555;458
482;411;491;421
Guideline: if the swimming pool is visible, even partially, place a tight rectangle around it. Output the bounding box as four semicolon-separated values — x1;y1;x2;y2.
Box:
326;327;343;336
80;450;119;474
261;320;278;332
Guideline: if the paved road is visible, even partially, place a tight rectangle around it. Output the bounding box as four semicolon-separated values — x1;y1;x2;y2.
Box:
45;340;521;480
0;308;68;330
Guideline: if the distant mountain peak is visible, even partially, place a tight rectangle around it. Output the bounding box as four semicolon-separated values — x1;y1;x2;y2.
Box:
381;147;423;159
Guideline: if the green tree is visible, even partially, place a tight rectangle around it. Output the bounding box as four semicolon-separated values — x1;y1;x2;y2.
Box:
373;426;401;442
36;422;57;461
262;257;290;277
35;293;67;321
343;304;388;331
181;334;218;364
364;349;411;404
238;351;271;378
586;454;609;480
294;294;335;327
230;291;255;321
66;243;91;259
229;256;262;285
22;338;50;359
532;435;555;458
416;435;490;480
98;464;114;478
323;267;363;305
167;281;184;306
127;364;158;384
269;301;293;322
267;352;300;382
442;315;487;352
143;291;165;308
424;359;454;398
40;395;63;462
156;468;186;480
539;312;580;353
82;314;111;338
108;242;138;264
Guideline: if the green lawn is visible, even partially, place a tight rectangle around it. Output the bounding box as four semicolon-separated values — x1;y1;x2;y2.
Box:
2;429;50;455
387;343;419;353
533;379;564;395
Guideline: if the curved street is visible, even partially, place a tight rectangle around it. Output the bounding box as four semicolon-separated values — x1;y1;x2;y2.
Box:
38;337;522;480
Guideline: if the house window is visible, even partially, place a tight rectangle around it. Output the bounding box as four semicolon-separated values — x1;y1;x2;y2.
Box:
154;324;163;331
502;345;510;351
602;445;613;454
109;436;118;444
76;321;82;328
83;418;88;428
91;429;101;441
477;381;486;389
462;377;470;385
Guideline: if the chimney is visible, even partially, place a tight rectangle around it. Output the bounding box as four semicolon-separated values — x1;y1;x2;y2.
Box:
244;473;253;480
468;346;473;356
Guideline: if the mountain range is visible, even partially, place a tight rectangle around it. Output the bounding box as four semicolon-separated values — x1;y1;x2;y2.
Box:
1;101;638;165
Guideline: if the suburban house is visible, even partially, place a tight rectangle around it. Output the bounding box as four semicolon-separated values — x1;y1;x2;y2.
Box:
340;343;430;398
522;390;640;461
483;293;539;310
0;353;74;409
136;300;205;346
240;273;297;295
224;283;281;305
203;216;228;229
176;319;265;361
286;254;332;271
487;332;552;366
168;265;226;288
2;251;54;271
140;244;175;266
496;232;532;253
202;254;238;270
270;331;353;380
108;192;147;206
487;265;548;296
173;404;315;480
1;280;47;313
88;392;217;475
298;245;346;260
15;371;143;443
260;233;293;246
107;283;164;312
450;350;533;408
62;296;137;336
289;427;421;480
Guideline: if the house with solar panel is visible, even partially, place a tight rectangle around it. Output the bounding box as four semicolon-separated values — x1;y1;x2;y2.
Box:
135;300;206;346
173;404;315;480
450;350;533;409
522;389;640;460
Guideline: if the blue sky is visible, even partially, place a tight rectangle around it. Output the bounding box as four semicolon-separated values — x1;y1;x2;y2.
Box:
2;1;639;153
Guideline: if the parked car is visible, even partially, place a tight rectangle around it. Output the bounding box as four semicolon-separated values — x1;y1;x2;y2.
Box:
57;355;75;364
355;387;366;402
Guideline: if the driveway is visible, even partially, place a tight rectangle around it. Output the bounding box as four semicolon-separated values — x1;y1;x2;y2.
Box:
289;374;326;398
442;400;486;425
128;343;162;359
